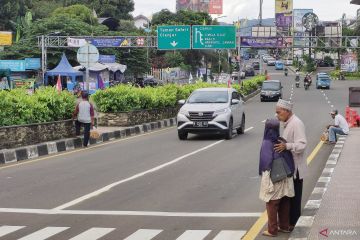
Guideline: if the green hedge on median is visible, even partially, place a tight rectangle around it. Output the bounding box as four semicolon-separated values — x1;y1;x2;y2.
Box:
92;75;265;113
0;88;76;127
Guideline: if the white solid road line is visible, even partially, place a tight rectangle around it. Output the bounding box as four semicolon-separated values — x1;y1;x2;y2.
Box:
18;227;69;240
176;230;211;240
52;127;255;211
68;228;115;240
0;225;25;237
213;230;246;240
53;140;224;210
123;229;162;240
0;208;262;217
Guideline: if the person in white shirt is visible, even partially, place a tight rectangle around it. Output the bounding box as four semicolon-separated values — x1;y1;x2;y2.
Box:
274;99;307;231
327;110;349;144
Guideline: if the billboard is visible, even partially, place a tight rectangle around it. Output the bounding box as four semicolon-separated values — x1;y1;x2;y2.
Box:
293;9;313;32
341;53;358;73
176;0;223;14
275;0;293;27
209;0;223;14
293;9;313;47
0;32;12;46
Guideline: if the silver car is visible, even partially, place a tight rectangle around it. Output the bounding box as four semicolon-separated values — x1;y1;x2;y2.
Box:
177;88;246;140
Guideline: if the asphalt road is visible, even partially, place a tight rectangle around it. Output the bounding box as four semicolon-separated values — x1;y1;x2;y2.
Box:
1;65;359;240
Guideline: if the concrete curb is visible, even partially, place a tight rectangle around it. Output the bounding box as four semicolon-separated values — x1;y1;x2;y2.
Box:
0;118;177;165
289;136;347;240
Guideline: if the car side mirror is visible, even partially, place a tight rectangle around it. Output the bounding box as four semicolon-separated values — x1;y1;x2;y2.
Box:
178;99;186;105
231;99;240;105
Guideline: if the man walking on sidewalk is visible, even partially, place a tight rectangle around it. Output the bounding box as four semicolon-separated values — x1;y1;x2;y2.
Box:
73;91;94;147
274;99;307;230
326;110;349;144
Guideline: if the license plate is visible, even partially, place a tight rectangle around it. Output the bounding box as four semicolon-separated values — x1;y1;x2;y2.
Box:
193;121;208;127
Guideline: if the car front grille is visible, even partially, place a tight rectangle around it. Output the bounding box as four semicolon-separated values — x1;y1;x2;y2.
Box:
189;111;215;121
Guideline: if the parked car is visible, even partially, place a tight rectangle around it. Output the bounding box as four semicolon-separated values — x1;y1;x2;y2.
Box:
316;73;331;89
285;59;293;66
260;80;283;102
252;61;260;70
275;61;284;70
245;65;255;76
267;58;276;66
143;77;164;87
177;88;246;140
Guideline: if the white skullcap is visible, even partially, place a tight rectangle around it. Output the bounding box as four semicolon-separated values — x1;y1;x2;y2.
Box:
276;99;293;111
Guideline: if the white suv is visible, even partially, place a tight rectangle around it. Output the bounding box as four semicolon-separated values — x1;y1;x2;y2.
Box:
177;88;245;140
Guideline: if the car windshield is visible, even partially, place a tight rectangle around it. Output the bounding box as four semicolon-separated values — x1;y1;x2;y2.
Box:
262;82;280;90
318;77;330;81
188;91;229;103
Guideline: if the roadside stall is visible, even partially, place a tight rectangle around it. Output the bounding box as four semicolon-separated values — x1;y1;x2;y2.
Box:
45;53;84;91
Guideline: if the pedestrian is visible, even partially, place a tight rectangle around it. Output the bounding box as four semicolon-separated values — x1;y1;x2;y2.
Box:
259;119;295;237
72;91;94;147
326;109;349;144
274;99;307;231
0;77;10;90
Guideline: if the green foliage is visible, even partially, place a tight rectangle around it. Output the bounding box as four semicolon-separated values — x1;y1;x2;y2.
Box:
151;9;212;27
52;4;97;24
164;52;184;68
0;87;76;127
330;70;360;80
92;75;266;113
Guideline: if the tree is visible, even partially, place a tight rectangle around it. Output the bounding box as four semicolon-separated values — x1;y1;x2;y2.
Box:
61;0;134;20
0;0;32;31
120;48;150;78
164;52;184;68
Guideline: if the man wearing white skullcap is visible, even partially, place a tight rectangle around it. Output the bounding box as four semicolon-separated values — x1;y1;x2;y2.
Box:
274;99;307;231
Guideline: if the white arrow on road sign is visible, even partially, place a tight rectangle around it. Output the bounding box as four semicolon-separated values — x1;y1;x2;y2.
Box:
170;41;178;47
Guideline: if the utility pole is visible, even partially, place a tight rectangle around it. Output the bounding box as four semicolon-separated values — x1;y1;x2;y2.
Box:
259;0;263;26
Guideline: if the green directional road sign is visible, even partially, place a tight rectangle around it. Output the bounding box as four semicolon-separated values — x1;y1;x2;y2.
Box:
157;26;191;50
192;25;236;49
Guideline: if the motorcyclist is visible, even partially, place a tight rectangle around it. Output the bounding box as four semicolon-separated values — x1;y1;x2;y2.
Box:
295;70;300;81
284;67;288;76
304;74;310;88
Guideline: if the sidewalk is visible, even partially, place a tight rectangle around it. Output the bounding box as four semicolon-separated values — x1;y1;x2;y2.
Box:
290;128;360;240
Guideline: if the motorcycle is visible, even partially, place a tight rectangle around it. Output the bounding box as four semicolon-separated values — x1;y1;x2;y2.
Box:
295;80;300;88
284;68;288;76
304;81;309;90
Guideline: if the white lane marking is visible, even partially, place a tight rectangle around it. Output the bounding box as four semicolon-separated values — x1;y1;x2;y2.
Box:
245;127;254;132
325;97;328;100
331;105;334;108
123;229;162;240
0;226;25;237
18;227;69;240
328;101;331;104
0;208;262;217
69;228;115;240
213;230;246;240
53;140;225;210
176;230;211;240
262;120;266;123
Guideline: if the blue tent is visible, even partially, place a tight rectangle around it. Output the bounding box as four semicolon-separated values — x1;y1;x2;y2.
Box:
45;53;83;89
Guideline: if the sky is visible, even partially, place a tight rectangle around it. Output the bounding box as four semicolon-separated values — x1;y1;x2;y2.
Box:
132;0;358;22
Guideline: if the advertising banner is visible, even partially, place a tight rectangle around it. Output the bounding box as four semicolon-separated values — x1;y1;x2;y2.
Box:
275;0;293;27
341;53;358;73
0;31;12;46
240;37;284;48
25;58;41;70
67;37;87;47
99;55;116;63
88;38;126;47
0;60;26;71
209;0;223;14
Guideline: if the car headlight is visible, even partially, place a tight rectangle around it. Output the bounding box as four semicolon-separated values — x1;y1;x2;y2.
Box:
213;108;229;116
179;108;189;117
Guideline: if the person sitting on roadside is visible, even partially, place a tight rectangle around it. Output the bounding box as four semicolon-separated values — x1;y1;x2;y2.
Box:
326;110;349;144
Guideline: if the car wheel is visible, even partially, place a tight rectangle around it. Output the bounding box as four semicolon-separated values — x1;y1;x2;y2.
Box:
225;118;233;140
237;114;245;135
178;131;188;140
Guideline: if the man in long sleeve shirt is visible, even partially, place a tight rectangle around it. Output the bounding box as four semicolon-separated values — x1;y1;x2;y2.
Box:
274;99;307;230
